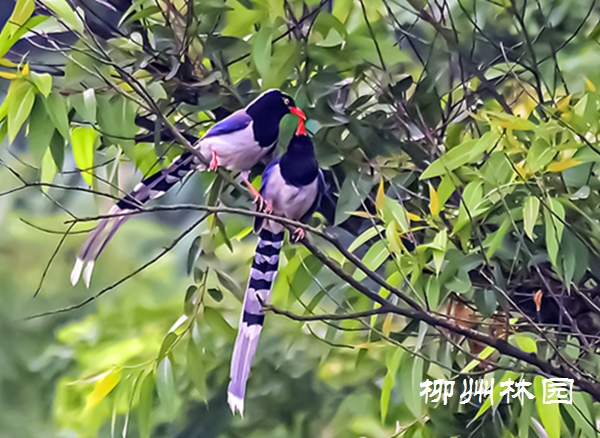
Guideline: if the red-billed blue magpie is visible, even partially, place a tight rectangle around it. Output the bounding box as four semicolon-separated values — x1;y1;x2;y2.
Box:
71;89;306;287
228;120;324;417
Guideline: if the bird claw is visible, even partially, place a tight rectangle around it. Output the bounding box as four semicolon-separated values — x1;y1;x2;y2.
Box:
255;194;273;214
291;228;306;243
209;152;219;171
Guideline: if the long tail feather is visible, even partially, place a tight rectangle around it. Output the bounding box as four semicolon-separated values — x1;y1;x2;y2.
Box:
228;228;284;416
71;151;202;287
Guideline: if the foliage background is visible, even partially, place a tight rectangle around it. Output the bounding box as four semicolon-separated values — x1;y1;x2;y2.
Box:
4;0;600;437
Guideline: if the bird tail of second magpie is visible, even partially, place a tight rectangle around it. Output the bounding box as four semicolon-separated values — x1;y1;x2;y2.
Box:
228;228;284;417
70;151;201;287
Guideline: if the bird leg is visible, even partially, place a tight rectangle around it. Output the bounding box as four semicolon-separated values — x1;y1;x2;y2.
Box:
241;172;272;213
291;227;306;243
209;151;219;171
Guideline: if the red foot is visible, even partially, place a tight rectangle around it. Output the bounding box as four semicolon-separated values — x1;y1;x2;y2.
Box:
243;177;273;213
209;151;219;171
291;228;306;243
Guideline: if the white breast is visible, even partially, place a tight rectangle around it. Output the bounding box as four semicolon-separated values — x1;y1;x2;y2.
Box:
197;124;271;171
264;165;318;221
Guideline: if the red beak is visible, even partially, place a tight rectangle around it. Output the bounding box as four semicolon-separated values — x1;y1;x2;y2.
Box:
295;118;306;136
289;106;306;120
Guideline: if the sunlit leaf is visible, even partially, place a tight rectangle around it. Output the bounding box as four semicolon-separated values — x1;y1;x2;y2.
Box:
85;369;121;409
534;376;561;438
71;126;97;185
523;196;540;241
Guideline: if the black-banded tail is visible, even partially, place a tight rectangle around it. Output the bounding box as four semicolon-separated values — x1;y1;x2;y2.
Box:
71;151;202;287
228;228;284;416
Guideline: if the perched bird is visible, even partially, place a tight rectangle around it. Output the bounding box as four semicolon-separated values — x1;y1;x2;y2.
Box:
228;119;324;417
71;89;306;287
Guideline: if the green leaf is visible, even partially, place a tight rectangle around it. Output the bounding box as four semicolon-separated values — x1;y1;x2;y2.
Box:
381;348;403;422
523;196;540;241
252;24;273;80
40;0;84;33
460;345;495;373
564;392;596;438
204;307;235;338
511;333;537;354
7;79;35;143
49;130;65;170
289;254;322;297
43;92;70;140
400;355;424;420
28;96;55;163
421;131;500;179
527;138;555;173
348;225;385;253
215;270;243;300
137;371;154;438
156;357;177;420
40;146;57;192
544;198;565;267
208;288;223;302
157;333;177;361
85;369;121;409
335;173;375;225
534;376;561;438
474;371;519;419
354;240;389;281
383;196;410;231
71;126;97;185
0;0;36;58
30;72;52;97
186;236;201;274
71;88;97;123
186;340;207;400
484;216;511;259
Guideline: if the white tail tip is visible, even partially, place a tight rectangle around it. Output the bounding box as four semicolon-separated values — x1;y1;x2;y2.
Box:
227;392;245;417
83;261;95;288
70;258;84;286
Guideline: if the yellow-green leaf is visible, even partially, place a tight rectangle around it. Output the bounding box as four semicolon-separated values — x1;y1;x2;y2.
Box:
7;79;35;143
40;0;84;33
71;126;97;185
547;157;581;173
85;369;121;409
523;196;540;241
429;183;440;215
460;345;495;374
512;333;537;354
30;72;52;97
40;146;57;193
376;179;385;212
534;376;561;438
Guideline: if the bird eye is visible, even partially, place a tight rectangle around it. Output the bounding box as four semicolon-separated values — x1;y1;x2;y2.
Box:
283;97;290;105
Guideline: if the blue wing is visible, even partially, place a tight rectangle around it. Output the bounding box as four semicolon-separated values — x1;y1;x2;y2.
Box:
299;169;325;224
203;110;252;139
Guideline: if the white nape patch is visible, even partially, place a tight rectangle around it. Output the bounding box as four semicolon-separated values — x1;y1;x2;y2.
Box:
249;268;277;282
83;261;95;288
228;392;245;417
70;258;84;286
